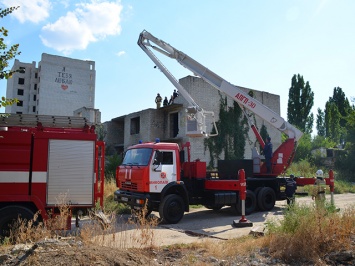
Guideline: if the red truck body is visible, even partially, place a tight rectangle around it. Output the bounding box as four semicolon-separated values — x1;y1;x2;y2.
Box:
0;114;105;236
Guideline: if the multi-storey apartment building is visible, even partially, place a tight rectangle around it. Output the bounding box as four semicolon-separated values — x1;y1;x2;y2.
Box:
104;76;281;166
5;53;100;123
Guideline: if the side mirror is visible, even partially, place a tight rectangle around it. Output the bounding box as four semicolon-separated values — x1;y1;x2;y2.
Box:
153;163;162;172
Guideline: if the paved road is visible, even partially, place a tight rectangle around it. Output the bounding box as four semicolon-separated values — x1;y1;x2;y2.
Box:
91;193;355;248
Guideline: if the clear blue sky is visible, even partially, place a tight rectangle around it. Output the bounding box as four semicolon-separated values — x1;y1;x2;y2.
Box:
1;0;354;132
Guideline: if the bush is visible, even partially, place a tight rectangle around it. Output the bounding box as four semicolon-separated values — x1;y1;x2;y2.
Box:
105;154;122;180
103;178;130;214
286;160;317;178
264;203;355;264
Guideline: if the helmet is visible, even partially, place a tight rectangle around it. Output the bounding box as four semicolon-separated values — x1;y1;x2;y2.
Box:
316;169;323;178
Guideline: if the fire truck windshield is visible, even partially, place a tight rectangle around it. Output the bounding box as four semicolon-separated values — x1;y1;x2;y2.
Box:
122;148;152;166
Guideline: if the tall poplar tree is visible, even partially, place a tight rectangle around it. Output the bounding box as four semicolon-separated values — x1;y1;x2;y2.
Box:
316;108;325;137
324;87;350;145
287;74;314;134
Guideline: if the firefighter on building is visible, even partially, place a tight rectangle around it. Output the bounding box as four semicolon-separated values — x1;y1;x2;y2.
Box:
312;169;326;205
155;93;162;108
163;96;168;107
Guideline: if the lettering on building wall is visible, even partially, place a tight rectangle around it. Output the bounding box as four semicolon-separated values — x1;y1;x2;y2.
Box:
55;67;73;89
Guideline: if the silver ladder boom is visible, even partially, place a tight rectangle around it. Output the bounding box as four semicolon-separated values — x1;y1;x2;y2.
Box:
0;114;93;129
138;31;218;138
138;30;302;142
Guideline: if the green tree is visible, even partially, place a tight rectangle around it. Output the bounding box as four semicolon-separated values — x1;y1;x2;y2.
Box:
287;74;314;134
105;154;122;179
0;6;20;109
329;87;351;127
311;135;335;150
204;95;249;168
259;124;269;153
325;87;350;145
316;108;325;137
335;108;355;181
293;133;312;162
324;101;341;144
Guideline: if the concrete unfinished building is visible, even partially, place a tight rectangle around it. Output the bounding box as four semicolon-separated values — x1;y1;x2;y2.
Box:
105;76;281;167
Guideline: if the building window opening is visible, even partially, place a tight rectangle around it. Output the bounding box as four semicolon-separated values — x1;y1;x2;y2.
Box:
18;78;25;85
17;89;24;96
34;84;37;90
19;67;25;73
130;117;140;135
32;106;36;112
17;101;23;107
169;112;179;138
33;95;36;101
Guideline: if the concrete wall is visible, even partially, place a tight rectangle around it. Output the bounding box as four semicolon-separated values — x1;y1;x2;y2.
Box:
5;60;37;114
37;53;95;116
105;76;282;167
6;54;97;121
177;76;281;166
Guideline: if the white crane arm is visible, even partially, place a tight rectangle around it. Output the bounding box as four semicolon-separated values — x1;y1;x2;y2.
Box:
138;30;218;138
138;30;302;142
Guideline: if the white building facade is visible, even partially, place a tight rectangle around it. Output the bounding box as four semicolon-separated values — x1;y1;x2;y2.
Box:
5;53;100;122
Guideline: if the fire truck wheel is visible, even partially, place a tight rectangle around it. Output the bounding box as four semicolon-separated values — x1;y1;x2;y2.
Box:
234;190;257;215
253;187;262;211
257;187;276;211
159;194;184;224
0;205;35;238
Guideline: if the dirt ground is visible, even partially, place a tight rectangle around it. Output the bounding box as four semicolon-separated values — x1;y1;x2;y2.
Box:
0;193;354;265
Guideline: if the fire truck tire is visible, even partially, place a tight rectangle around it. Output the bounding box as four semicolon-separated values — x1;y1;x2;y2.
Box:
159;194;184;224
257;187;276;211
0;205;35;238
234;190;257;215
253;187;262;211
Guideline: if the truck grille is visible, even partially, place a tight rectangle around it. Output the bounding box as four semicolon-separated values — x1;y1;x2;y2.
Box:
120;182;138;190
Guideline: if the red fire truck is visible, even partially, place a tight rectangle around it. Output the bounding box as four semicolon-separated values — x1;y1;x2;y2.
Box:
113;31;334;224
0;114;105;237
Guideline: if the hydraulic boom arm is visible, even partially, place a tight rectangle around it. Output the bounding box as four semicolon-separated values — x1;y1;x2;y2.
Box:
138;30;304;176
138;30;302;143
138;31;218;138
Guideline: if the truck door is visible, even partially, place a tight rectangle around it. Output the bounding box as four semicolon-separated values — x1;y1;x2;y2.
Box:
149;150;177;193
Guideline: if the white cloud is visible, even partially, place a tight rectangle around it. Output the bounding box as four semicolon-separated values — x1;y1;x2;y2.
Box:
1;0;51;23
116;51;125;57
40;1;123;54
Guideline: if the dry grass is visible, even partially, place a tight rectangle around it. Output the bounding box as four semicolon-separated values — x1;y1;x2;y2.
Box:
79;201;159;249
102;178;130;213
103;178;117;200
7;212;51;244
262;204;355;264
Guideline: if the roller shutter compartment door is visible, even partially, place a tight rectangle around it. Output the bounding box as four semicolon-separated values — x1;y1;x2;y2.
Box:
47;139;95;206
